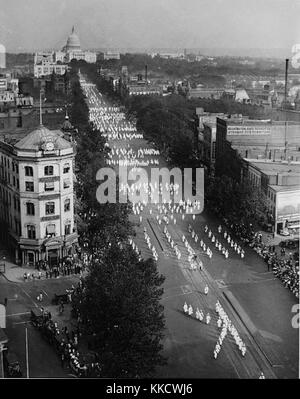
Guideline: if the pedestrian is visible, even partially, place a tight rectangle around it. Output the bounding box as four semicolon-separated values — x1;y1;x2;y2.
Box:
204;285;209;295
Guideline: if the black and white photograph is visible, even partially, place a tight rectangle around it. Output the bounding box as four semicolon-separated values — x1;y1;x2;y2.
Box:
0;0;299;387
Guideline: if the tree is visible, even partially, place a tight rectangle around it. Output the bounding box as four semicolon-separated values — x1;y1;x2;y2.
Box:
72;243;166;378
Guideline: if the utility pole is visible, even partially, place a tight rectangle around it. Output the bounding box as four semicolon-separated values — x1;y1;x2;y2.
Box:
25;325;29;378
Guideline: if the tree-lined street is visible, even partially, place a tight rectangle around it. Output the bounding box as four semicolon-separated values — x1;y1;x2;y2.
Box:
79;73;298;379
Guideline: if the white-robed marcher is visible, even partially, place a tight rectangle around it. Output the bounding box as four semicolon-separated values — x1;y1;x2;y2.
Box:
206;313;211;324
188;305;193;316
204;285;209;295
183;302;188;313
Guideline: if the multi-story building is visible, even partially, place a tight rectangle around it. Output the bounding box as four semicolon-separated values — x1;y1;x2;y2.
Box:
0;124;77;267
103;51;120;60
216;117;300;168
34;27;96;78
244;160;300;234
34;61;69;78
214;115;300;235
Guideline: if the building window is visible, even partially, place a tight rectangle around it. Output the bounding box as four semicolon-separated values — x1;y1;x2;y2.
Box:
45;202;55;215
63;164;70;174
46;224;56;237
44;165;54;176
64;198;70;212
26;202;35;216
27;225;36;239
65;224;71;235
25;182;34;192
25;166;33;176
63;179;71;189
17;179;19;189
45;182;54;191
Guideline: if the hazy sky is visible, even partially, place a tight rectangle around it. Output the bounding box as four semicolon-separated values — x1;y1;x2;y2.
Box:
0;0;299;52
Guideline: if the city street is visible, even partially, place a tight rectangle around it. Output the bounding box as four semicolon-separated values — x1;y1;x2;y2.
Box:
0;274;79;378
81;74;299;379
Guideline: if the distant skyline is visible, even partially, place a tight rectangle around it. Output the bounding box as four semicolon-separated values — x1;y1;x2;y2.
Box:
0;0;299;56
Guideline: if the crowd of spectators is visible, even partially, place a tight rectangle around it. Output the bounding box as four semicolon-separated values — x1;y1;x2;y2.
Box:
221;218;299;298
24;252;90;281
31;284;102;378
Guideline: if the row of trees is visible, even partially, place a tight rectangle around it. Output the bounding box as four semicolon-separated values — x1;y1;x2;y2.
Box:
67;65;166;378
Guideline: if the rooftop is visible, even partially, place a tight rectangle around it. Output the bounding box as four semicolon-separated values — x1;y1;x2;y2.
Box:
15;125;71;151
269;184;300;192
0;125;72;151
247;160;300;175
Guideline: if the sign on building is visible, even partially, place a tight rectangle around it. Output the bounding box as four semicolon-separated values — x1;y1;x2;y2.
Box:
227;126;271;135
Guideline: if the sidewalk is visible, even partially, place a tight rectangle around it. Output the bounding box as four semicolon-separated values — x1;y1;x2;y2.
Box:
1;259;88;284
257;230;299;247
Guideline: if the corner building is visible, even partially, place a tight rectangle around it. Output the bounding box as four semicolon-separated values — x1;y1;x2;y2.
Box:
0;125;78;267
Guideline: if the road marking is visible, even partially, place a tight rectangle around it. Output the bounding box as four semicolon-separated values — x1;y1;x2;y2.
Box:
7;312;31;317
13;321;28;325
162;291;194;301
41;289;48;297
21;288;39;308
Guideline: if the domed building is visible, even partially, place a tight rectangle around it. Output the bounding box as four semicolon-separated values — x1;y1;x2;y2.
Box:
34;26;96;78
62;26;81;53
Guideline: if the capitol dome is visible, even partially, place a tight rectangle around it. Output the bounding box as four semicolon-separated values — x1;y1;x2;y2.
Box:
64;26;81;52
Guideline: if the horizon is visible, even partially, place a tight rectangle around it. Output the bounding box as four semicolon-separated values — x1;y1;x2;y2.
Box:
0;0;299;57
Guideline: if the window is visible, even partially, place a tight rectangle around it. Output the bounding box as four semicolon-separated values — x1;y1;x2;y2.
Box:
63;164;70;174
44;165;54;176
27;225;36;239
64;198;70;212
25;182;34;192
26;202;35;215
63;179;71;189
65;224;71;235
25;166;33;176
46;224;56;237
45;202;55;215
45;182;54;191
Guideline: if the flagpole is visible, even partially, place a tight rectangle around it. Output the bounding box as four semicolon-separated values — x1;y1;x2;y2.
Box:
40;90;42;125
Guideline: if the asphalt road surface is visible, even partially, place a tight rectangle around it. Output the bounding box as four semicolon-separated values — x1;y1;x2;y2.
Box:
0;275;80;378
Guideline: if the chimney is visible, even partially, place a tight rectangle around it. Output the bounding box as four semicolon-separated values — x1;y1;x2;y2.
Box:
284;59;289;109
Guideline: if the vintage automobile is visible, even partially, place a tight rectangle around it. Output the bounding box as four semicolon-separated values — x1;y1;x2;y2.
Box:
30;308;44;328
